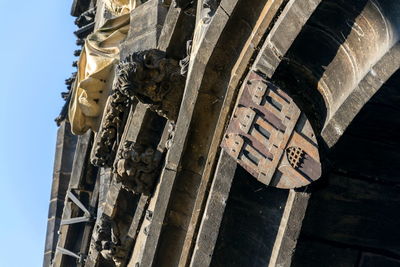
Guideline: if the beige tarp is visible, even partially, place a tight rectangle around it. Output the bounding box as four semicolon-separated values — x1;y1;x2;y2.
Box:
69;13;130;135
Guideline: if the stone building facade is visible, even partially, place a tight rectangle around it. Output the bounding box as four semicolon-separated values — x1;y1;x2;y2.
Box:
44;0;400;266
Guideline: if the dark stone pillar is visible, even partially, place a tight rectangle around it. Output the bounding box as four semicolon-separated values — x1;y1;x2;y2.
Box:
43;122;77;267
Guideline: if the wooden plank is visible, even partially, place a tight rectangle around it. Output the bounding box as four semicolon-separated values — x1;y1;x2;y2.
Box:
190;150;237;267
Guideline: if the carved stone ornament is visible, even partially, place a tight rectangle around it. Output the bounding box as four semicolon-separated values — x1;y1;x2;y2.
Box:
91;216;127;266
179;40;192;76
54;7;96;127
114;141;162;194
117;49;185;121
75;7;96;27
91;89;130;167
221;71;322;189
91;49;182;168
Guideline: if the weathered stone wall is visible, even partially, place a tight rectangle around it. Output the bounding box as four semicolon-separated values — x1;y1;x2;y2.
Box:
45;0;400;266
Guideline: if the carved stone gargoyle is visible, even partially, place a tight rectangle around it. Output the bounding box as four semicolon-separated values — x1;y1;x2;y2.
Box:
116;49;185;121
114;141;162;194
91;216;127;266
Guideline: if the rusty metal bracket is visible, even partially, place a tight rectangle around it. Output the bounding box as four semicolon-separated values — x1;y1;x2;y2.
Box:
221;71;321;188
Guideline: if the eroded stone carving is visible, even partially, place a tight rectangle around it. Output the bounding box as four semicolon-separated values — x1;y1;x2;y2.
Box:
91;49;182;169
165;122;176;149
74;7;96;40
179;40;192;76
55;95;72;127
55;73;77;126
74;49;81;57
91;90;130;167
114;141;162;194
75;7;96;27
91;216;127;266
116;49;185;121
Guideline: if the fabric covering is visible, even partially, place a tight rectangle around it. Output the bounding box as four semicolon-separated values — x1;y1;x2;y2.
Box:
69;13;130;135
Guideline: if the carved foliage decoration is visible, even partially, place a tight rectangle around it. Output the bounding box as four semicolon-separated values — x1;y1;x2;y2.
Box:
114;141;162;194
91;49;183;168
91;216;127;266
91;90;130;167
117;49;185;121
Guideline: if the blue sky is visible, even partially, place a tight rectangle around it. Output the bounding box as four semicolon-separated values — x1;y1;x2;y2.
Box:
0;1;77;266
